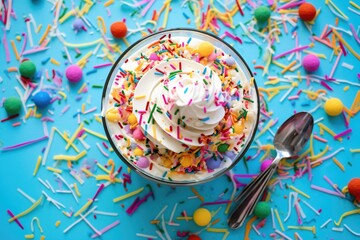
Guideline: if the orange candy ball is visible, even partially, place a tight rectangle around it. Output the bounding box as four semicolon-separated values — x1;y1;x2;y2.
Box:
298;3;316;22
348;178;360;202
110;21;127;38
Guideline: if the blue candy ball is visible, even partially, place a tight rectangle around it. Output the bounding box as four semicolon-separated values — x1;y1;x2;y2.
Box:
225;57;236;66
32;91;51;108
206;157;222;170
73;18;85;31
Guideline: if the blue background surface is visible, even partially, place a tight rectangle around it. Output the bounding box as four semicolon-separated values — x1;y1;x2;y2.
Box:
1;0;360;239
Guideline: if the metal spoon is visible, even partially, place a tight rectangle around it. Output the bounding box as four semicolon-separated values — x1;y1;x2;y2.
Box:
228;112;314;229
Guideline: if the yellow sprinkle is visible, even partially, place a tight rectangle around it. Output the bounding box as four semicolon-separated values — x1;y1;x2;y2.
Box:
65;123;84;150
308;145;329;161
176;216;193;220
62;211;72;218
10;40;20;60
256;119;274;139
328;0;349;20
350;1;360;10
162;1;171;29
82;167;94;177
40;235;45;240
47;167;62;174
58;91;67;100
113;187;145;203
287;185;310;199
122;38;130;47
59;9;75;24
9;196;43;222
74;199;93;216
76;51;93;69
334;209;360;226
95;115;102;124
333;29;360;60
350;148;360;153
97;163;111;174
97;16;107;34
281;60;297;75
343;86;349;92
332;157;345;171
104;0;114;7
53;128;80;153
25;234;35;239
73;183;81;197
36;24;42;33
303;50;327;59
84;128;108;140
55;220;61;227
318;123;342;141
134;95;146;99
207;227;230;240
53;150;87;161
81;103;86;113
39;24;51;45
33;156;42;176
288;226;316;234
50;58;60;66
77;82;87;94
272;60;287;69
350;90;360;114
274;208;285;231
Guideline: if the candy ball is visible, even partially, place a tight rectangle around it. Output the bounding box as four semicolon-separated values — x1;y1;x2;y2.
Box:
73;18;85;31
137;157;150;168
298;2;316;22
254;201;271;218
206;157;221;170
127;113;137;125
149;52;160;61
32;91;52;108
198;41;215;57
225;57;236;66
324;98;343;117
19;60;36;78
65;65;83;83
302;54;320;72
110;21;127;38
217;143;229;153
180;154;193;168
348;178;360;202
133;148;144;156
260;159;273;172
193;208;212;226
188;235;201;240
133;127;145;141
254;6;271;24
4;97;22;115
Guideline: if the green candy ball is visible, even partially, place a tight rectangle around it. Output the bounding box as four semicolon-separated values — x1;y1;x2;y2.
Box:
19;60;36;78
254;201;271;218
217;143;229;153
254;6;271;24
4;97;22;115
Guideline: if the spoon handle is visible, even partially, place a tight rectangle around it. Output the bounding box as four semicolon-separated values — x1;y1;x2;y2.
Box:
228;162;278;229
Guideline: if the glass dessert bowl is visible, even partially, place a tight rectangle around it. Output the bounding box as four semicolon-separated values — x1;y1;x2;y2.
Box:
101;28;259;185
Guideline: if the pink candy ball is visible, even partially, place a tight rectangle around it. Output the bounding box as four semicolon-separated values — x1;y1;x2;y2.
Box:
149;53;160;61
65;64;83;83
133;127;145;141
260;159;273;172
302;54;320;72
137;157;150;168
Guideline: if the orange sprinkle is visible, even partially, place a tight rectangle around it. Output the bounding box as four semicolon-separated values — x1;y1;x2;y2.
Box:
254;65;265;69
244;216;258;240
281;60;297;75
191;187;204;202
313;134;328;143
313;36;333;48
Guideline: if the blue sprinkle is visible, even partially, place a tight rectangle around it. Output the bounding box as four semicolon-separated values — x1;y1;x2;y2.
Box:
200;117;210;122
41;57;50;65
202;67;207;75
184;87;188;94
119;67;126;74
86;69;97;75
187;37;192;44
182;12;190;19
291;25;298;34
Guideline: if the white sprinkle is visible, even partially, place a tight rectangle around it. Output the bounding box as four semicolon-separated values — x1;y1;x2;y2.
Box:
252;225;261;235
96;142;109;157
156;230;166;240
348;7;360;16
300;199;320;215
275;229;293;240
55;173;78;203
271;208;276;229
320;218;332;228
17;188;36;203
161;214;171;240
332;227;344;232
56;190;72;194
314;117;324;124
344;224;360;236
46;179;55;193
93;210;118;217
38;177;50;189
168;203;178;223
80;213;102;236
64;206;97;233
136;233;158;239
42;190;65;209
341;62;354;70
154;205;168;221
69;171;84;185
42;127;55;165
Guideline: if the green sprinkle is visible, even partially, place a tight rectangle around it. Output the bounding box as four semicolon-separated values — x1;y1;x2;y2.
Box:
92;85;103;88
203;79;208;85
243;97;254;103
147;104;157;123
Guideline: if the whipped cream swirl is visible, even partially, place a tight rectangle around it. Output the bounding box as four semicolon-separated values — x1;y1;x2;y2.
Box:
133;59;226;153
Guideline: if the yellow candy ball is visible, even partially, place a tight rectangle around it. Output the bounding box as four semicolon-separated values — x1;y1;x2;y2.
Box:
133;148;144;156
180;154;193;168
128;113;137;125
197;41;215;57
324;98;343;116
233;122;244;134
193;208;212;226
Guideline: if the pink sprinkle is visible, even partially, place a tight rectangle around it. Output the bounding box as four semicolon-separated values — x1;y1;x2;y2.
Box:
93;62;113;69
334;128;352;140
277;0;305;10
273;46;309;60
203;107;207;113
91;220;120;238
170;64;176;70
187;99;192;106
177;126;181;139
162;94;168;105
184;138;193;142
92;184;105;201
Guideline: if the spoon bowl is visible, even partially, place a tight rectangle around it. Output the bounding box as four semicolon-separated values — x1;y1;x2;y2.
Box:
228;112;314;229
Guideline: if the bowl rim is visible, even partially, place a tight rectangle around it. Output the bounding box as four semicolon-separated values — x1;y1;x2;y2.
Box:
101;27;260;186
